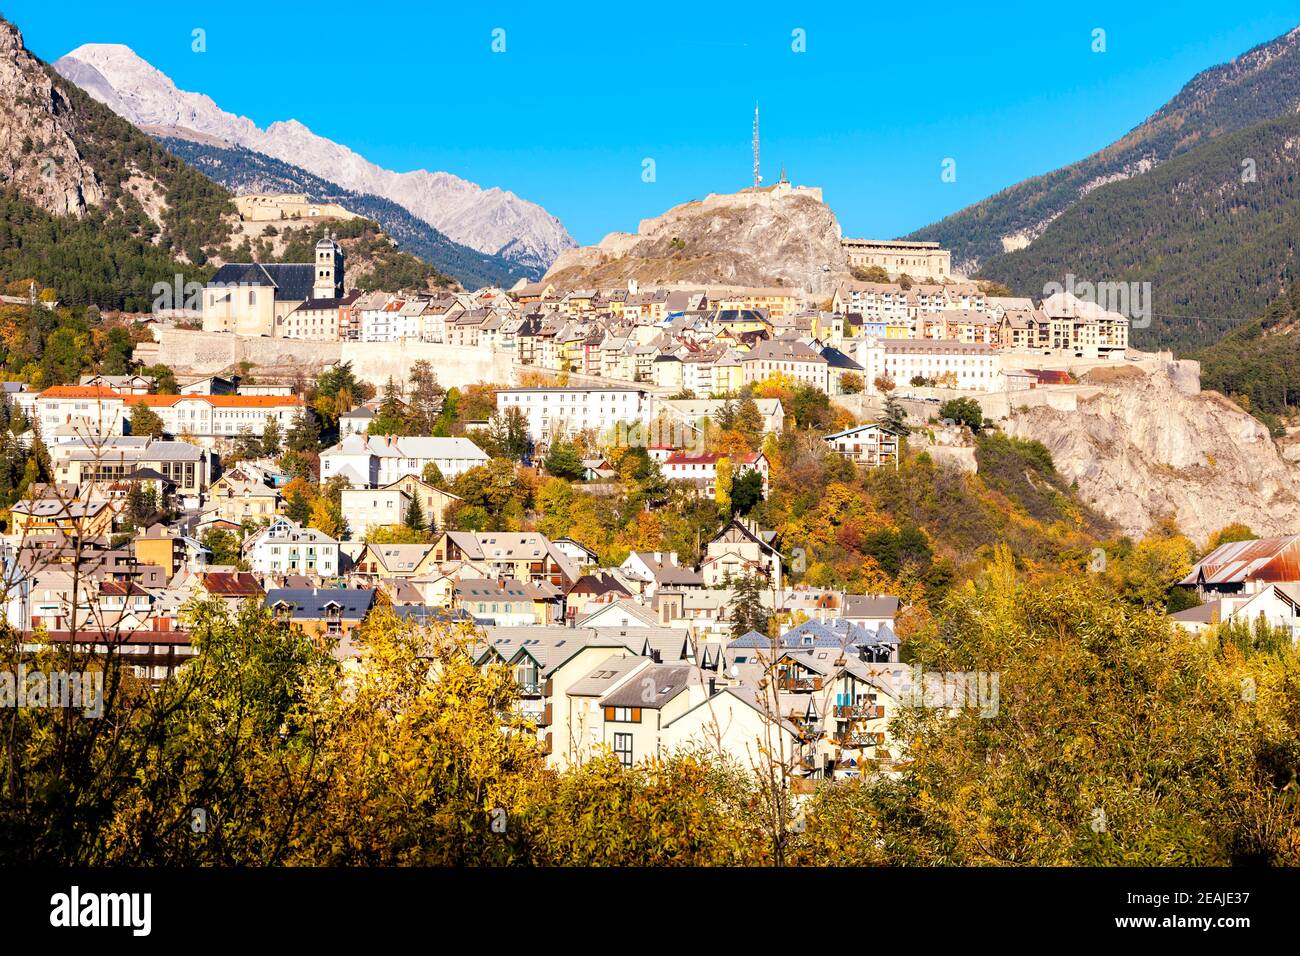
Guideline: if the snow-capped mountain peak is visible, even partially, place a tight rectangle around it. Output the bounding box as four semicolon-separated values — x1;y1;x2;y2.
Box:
54;43;574;271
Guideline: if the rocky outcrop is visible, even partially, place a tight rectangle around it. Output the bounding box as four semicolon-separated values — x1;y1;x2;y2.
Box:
53;43;574;272
1005;364;1300;543
543;184;852;297
0;19;105;217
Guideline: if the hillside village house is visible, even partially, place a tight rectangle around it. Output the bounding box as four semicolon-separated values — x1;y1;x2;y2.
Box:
7;496;121;543
1039;291;1130;358
339;478;461;539
51;437;213;498
79;373;155;395
132;394;305;444
209;471;281;524
453;578;559;626
202;236;345;337
33;385;129;438
244;518;341;577
854;337;999;393
701;519;783;590
822;423;902;469
280;290;362;341
319;434;489;486
741;339;833;392
662;451;769;496
495;387;655;449
264;587;376;650
1180;535;1300;597
353;542;442;581
132;523;209;581
1170;536;1300;644
431;532;581;589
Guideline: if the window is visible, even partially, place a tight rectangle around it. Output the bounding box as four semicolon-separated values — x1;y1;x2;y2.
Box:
613;733;633;768
604;706;642;723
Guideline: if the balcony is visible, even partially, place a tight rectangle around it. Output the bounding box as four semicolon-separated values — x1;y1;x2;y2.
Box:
834;704;885;720
833;730;886;748
778;675;823;692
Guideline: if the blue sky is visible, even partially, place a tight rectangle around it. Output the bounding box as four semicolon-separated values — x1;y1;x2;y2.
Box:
7;1;1300;245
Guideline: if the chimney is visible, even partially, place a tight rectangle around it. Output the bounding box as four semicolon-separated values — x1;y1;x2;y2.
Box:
652;649;662;664
708;677;716;697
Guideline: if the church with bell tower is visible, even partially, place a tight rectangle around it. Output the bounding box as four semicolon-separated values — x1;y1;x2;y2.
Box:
202;229;349;337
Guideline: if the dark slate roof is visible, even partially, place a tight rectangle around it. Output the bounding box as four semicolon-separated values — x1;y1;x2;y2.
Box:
293;290;361;311
820;346;864;371
261;265;316;301
264;587;376;620
124;467;171;483
729;619;898;650
209;263;273;287
600;663;695;710
209;263;316;302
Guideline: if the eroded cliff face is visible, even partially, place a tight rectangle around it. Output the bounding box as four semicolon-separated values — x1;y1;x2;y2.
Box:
0;20;105;217
543;186;852;296
1005;366;1300;543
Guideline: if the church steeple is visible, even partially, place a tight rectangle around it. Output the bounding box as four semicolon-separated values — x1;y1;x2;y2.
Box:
313;230;344;299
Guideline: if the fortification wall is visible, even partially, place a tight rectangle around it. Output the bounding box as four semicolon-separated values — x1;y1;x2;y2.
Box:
142;329;651;392
340;340;516;389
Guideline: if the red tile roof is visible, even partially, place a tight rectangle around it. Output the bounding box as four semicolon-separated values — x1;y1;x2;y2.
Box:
39;385;123;400
202;571;265;597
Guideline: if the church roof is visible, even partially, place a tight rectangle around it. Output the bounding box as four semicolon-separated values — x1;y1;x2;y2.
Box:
208;263;317;302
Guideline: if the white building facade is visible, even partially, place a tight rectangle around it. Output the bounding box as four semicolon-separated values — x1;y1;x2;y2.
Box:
495;387;655;447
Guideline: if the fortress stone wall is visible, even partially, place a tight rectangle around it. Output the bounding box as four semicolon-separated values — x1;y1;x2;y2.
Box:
146;329;520;389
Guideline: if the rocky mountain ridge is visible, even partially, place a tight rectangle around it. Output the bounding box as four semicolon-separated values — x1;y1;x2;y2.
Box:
908;25;1300;274
0;19;105;218
157;136;531;290
53;43;575;275
544;184;852;296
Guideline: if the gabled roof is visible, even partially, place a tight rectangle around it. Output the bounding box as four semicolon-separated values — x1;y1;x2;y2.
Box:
666;685;804;738
209;263;316;301
578;598;660;628
201;571;264;598
364;543;436;573
566;655;647;697
823;422;904;441
264;587;377;619
599;663;695;710
1179;536;1300;587
709;518;780;555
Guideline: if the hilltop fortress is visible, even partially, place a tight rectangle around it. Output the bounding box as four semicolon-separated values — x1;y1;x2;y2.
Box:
543;179;852;297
